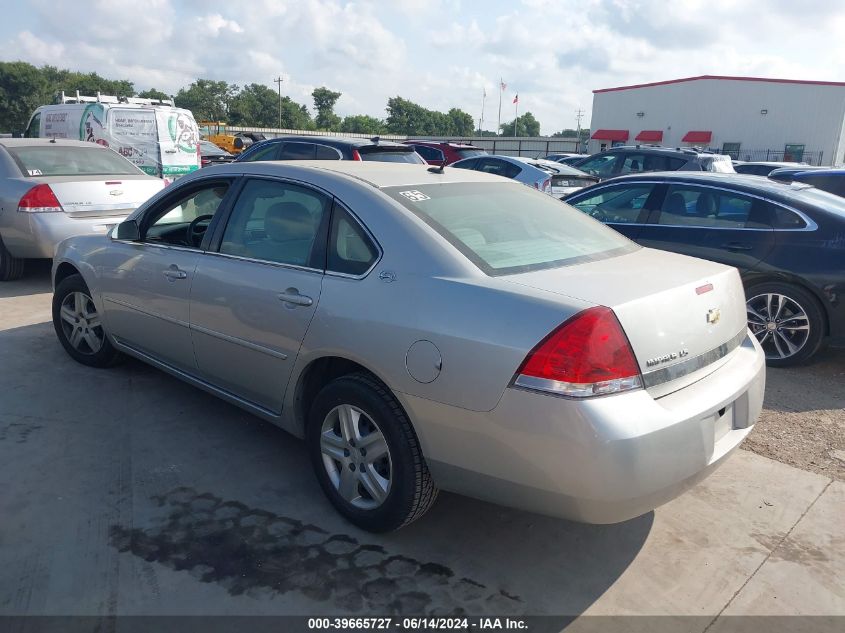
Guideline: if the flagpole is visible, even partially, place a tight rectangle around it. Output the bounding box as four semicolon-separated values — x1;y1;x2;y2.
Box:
514;97;519;137
480;89;486;134
497;78;503;136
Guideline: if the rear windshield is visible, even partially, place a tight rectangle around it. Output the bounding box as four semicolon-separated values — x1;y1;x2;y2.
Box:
359;147;425;164
456;148;486;159
384;182;636;275
7;145;143;177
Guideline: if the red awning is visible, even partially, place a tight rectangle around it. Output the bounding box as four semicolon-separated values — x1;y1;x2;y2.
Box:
635;130;663;142
590;129;629;141
682;130;712;143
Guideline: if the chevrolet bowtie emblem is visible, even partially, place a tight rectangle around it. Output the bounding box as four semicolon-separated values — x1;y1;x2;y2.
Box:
706;308;721;324
109;189;124;196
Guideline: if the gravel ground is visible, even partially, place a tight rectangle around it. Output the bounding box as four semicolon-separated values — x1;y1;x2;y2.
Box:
743;346;845;481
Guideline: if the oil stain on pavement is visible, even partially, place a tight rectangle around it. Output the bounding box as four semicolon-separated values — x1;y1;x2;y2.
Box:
109;487;523;614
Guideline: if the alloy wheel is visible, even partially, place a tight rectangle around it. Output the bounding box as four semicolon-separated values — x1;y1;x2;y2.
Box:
59;291;104;355
320;404;392;510
747;292;810;361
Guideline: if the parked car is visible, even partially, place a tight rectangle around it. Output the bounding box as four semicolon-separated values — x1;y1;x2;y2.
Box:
733;161;810;177
0;138;164;280
564;172;845;365
199;140;235;167
451;154;597;196
767;167;838;191
574;146;735;180
51;161;764;531
542;152;589;163
236;135;425;164
402;140;486;166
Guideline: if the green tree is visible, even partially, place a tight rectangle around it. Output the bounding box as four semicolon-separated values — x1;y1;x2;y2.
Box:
500;111;540;136
340;114;385;134
385;96;475;136
312;86;342;130
445;108;474;136
174;79;238;122
229;83;312;129
137;88;171;101
0;61;50;133
552;128;589;141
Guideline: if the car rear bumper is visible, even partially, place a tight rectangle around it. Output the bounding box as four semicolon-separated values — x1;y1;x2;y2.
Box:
2;213;125;259
399;332;765;524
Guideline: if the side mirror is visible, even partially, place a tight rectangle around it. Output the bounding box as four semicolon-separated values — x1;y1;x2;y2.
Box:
114;219;140;241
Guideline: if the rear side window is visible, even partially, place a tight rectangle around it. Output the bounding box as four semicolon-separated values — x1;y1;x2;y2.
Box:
279;142;316;160
577;154;618;177
452;158;479;170
315;144;342;160
658;185;760;228
476;158;521;179
327;208;378;276
760;202;807;229
568;185;653;223
456;148;486;159
413;145;444;162
385;182;636;275
240;142;279;162
7;145;142;176
358;147;424;164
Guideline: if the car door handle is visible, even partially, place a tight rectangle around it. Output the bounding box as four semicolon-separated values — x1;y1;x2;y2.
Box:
721;242;753;251
163;267;188;280
277;290;313;307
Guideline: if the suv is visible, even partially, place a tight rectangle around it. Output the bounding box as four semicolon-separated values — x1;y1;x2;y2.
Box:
574;146;735;180
236;136;425;163
402;140;486;166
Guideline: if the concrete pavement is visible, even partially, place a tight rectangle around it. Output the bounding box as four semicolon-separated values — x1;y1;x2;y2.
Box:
0;264;842;627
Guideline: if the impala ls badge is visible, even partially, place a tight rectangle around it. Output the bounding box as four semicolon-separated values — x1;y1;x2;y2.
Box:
646;348;690;368
706;308;721;325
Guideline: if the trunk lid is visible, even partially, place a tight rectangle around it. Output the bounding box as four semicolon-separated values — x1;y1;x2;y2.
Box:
504;248;747;396
34;175;164;218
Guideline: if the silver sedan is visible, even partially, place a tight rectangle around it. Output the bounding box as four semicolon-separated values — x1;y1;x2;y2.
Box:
51;161;765;532
451;154;598;198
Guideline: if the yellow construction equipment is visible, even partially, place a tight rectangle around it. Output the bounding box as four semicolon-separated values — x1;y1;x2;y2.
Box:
199;121;265;154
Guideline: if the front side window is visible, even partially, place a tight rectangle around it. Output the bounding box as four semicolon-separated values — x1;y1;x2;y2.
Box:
24;112;41;138
220;179;330;267
658;185;758;228
577;154;618;177
476;158;521;179
327;208;378;276
385;182;636;275
568;185;653;223
239;142;279;162
144;182;231;248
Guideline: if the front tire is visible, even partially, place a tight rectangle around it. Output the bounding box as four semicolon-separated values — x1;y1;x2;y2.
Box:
0;235;24;281
306;372;437;532
52;274;121;367
745;282;825;367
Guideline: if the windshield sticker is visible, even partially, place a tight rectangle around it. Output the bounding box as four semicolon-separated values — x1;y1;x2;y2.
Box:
27;169;43;176
398;190;430;202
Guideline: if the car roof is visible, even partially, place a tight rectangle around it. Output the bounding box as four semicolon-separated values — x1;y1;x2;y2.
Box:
405;140;481;148
260;135;408;148
739;161;807;167
207;160;512;188
591;171;822;198
0;138;107;148
601;145;726;159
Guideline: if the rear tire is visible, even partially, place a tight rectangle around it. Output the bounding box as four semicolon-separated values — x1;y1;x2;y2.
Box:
0;235;25;281
306;372;438;532
52;274;122;368
745;281;825;367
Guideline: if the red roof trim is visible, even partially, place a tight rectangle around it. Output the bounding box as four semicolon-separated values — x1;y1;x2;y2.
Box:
590;129;629;141
635;130;663;142
594;75;845;93
682;131;712;143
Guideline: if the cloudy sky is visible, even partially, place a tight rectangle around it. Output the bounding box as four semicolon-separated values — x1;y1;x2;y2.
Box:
2;0;844;134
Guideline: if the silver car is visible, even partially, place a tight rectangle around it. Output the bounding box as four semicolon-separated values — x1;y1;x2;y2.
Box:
451;154;598;198
0;138;164;280
51;162;765;532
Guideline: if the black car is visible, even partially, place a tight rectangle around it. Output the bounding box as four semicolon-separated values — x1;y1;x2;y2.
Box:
563;172;845;366
199;140;235;167
235;135;425;164
768;168;845;198
573;146;735;180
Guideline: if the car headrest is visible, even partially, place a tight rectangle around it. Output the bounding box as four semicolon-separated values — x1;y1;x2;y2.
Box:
696;192;717;216
265;202;314;242
665;192;687;215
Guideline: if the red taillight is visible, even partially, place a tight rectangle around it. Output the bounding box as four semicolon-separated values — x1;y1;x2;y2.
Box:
515;306;642;397
18;184;63;213
542;177;551;193
351;149;362;161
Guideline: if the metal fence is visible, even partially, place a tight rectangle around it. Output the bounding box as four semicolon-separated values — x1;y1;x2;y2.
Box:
715;148;825;165
227;126;582;157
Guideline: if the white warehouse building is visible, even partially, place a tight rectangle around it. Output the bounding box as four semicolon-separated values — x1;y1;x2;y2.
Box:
588;75;845;166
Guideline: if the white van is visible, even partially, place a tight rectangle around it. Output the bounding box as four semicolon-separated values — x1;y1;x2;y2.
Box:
25;92;200;181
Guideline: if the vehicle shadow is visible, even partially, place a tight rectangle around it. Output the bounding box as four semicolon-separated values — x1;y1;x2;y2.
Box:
763;347;845;413
0;259;52;298
0;319;651;622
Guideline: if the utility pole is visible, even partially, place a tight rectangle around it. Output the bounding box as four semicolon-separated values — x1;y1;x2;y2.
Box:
273;76;284;129
497;78;505;136
575;108;584;152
